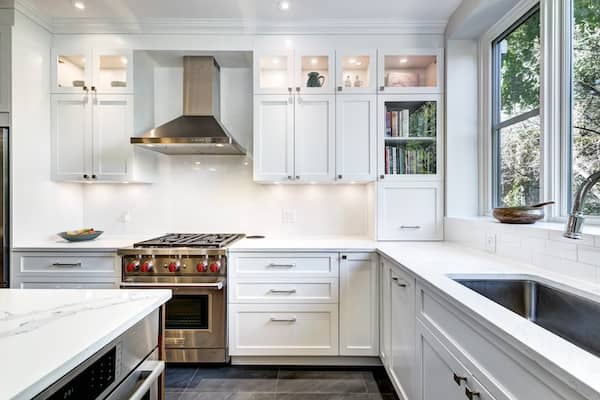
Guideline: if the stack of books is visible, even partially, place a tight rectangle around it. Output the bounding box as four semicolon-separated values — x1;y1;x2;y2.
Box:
384;145;436;175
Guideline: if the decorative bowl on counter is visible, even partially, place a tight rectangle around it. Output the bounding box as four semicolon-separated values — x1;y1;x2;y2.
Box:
58;229;104;242
492;202;555;224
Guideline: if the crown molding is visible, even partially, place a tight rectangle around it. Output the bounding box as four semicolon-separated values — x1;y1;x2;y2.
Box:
14;0;52;31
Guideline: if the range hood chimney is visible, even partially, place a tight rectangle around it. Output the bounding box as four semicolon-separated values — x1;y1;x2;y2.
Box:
131;56;246;155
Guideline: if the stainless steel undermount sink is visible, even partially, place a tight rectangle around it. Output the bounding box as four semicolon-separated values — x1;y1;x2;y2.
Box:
452;277;600;357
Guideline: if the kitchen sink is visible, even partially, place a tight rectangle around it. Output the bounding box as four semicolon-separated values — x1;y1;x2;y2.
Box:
453;277;600;357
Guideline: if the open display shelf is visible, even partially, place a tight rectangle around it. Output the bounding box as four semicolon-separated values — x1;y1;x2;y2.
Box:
383;100;437;175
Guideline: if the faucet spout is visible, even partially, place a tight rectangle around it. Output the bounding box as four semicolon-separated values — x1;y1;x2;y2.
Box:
564;171;600;239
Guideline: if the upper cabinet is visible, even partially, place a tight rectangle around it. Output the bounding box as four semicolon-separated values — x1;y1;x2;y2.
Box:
336;50;377;94
0;25;11;112
253;49;334;94
378;49;443;94
52;48;134;94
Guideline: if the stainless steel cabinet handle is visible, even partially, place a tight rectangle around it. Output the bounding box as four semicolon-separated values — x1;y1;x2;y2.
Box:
270;316;297;322
400;225;421;230
267;263;296;268
269;289;297;294
453;373;467;386
465;387;480;400
51;262;82;268
391;276;407;288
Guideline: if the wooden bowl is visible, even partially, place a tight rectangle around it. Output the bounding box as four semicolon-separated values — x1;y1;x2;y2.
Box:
492;202;555;224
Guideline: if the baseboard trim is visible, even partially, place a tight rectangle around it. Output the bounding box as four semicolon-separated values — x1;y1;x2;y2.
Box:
231;356;382;366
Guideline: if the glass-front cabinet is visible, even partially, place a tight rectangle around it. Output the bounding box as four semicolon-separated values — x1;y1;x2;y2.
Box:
378;94;442;180
254;50;294;94
378;49;442;94
51;48;133;94
295;50;334;94
335;50;376;94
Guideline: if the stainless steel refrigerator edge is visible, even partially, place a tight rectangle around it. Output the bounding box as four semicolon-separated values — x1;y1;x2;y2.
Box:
1;127;9;288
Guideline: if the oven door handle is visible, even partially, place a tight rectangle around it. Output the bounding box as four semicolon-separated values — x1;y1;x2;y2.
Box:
105;360;164;400
121;281;224;290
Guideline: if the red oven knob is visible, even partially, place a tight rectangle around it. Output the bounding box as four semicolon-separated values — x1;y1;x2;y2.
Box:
209;261;221;273
126;261;139;273
140;262;153;273
168;262;180;273
196;262;207;272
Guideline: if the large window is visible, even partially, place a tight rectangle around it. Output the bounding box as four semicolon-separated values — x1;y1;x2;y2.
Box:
492;6;541;208
570;0;600;215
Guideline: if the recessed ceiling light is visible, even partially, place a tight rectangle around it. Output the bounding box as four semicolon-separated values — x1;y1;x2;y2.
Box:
72;0;85;10
348;58;356;64
311;58;318;65
209;167;217;172
120;56;128;65
278;0;290;11
355;61;362;66
400;58;408;64
272;58;280;65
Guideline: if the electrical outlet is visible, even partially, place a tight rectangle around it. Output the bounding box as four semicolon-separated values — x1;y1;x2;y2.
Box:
121;212;131;224
282;208;297;224
484;232;496;253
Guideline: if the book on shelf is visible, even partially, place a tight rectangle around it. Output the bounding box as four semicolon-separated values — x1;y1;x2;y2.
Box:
385;111;392;137
402;109;409;137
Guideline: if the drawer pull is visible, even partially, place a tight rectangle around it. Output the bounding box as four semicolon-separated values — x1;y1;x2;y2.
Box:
465;387;480;399
269;289;297;294
51;262;83;268
267;263;296;268
270;316;297;322
391;277;407;288
400;225;421;230
453;373;467;386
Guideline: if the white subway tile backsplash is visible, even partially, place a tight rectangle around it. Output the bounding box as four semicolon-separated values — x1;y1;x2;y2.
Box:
578;246;600;267
548;230;595;246
544;240;578;261
521;236;546;252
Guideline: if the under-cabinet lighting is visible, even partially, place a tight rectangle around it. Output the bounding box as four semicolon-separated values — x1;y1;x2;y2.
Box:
278;0;290;11
243;161;249;166
72;0;85;10
400;58;408;64
194;161;201;165
215;144;224;147
120;57;128;65
208;167;217;172
350;181;356;184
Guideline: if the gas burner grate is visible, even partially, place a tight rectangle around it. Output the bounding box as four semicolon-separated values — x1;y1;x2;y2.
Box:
133;233;244;248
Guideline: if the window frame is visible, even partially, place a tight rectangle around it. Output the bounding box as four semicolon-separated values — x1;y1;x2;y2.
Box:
491;4;542;208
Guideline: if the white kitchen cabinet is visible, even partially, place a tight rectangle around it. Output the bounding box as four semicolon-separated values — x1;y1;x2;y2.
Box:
51;93;155;183
335;49;377;94
339;252;378;356
294;49;335;94
294;94;335;182
379;259;392;368
253;50;294;94
377;181;443;240
253;95;294;182
335;95;376;182
377;49;443;94
253;94;335;183
52;48;133;94
0;25;10;112
389;262;416;400
229;303;339;356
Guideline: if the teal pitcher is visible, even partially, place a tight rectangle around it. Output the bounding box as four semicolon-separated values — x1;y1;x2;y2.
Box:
306;72;325;88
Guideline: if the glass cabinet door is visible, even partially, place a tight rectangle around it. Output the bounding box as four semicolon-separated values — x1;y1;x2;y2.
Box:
295;51;334;94
51;49;92;93
254;51;294;94
379;96;440;178
93;49;134;93
378;50;442;93
336;50;376;93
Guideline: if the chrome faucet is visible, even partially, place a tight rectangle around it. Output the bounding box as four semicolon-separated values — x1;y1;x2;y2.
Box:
564;171;600;239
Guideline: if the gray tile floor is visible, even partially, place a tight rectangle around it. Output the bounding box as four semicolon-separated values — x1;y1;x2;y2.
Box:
165;365;399;400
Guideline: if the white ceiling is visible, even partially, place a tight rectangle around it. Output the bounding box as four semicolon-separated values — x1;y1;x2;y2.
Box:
28;0;463;22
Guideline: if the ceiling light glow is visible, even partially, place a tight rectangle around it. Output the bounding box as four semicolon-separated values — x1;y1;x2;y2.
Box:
72;0;85;10
348;58;356;64
278;0;290;10
400;58;408;64
121;57;128;65
311;58;318;65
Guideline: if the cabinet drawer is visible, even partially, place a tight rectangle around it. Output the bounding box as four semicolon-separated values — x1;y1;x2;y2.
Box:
230;278;338;303
14;253;117;275
229;303;339;356
230;253;338;277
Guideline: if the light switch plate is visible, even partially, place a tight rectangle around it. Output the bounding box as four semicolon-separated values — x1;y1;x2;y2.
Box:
484;232;496;253
282;208;297;224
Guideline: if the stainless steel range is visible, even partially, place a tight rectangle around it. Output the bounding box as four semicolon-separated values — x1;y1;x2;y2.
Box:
118;233;244;363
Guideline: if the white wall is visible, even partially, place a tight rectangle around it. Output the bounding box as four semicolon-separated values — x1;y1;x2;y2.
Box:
11;11;83;244
445;40;478;217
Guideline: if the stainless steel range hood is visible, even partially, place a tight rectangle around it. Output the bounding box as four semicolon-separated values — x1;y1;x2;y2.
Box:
131;56;246;155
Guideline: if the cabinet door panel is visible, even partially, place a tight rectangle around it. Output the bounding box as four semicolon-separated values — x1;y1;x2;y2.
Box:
377;181;443;240
51;48;93;94
92;49;134;94
390;264;416;400
294;95;335;182
379;260;392;367
340;253;378;356
51;94;92;181
92;95;133;181
336;95;376;182
0;26;10;112
254;95;294;182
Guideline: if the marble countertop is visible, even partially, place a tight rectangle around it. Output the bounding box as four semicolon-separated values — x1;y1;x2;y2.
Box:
228;236;378;251
0;289;171;400
11;234;164;252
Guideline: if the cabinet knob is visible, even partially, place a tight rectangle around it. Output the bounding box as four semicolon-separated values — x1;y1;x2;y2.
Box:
453;373;467;386
295;87;300;92
287;175;293;180
465;387;480;400
91;86;96;92
337;86;342;92
83;174;89;179
341;255;347;260
91;174;97;179
338;174;343;179
380;175;385;179
82;86;89;92
379;86;385;91
295;175;300;180
288;87;292;93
